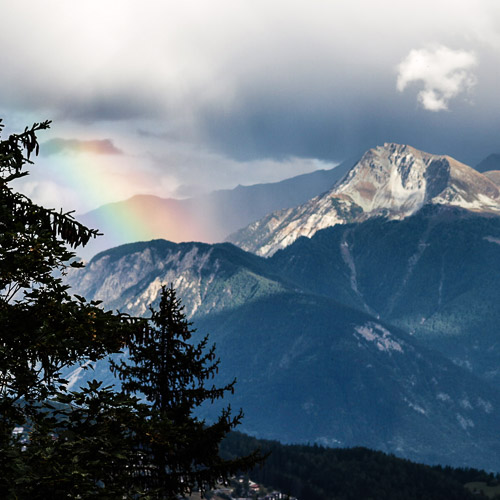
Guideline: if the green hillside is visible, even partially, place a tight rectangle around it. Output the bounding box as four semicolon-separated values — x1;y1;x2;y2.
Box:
271;205;500;383
65;210;500;471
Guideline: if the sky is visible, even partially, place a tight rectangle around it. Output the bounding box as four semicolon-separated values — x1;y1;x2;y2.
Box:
2;0;500;214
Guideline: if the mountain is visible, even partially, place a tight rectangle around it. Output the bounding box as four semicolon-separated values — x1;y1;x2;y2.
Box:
68;239;284;318
76;159;353;260
66;238;500;471
270;205;500;384
474;153;500;173
228;144;500;256
64;143;500;470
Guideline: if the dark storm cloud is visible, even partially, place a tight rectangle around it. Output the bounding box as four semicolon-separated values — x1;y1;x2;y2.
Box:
53;91;165;124
195;81;500;167
2;0;500;179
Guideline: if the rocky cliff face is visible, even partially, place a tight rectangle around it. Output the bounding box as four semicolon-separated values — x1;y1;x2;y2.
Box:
228;144;500;256
337;144;499;213
67;239;284;318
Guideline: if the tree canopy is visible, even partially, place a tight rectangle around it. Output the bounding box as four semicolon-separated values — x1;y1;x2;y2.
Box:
0;119;260;498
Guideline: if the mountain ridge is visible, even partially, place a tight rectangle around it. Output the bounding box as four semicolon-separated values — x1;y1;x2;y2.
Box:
475;153;500;173
228;143;500;256
76;158;354;260
66;230;500;471
63;143;500;471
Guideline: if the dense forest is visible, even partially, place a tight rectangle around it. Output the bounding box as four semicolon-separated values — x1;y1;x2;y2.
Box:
221;432;500;500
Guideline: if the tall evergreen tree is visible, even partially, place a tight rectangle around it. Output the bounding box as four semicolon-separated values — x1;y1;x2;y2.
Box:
112;285;261;498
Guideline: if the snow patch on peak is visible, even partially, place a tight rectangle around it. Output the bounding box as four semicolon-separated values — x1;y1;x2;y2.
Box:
404;398;427;415
354;322;404;353
459;396;473;410
437;392;451;402
336;144;432;215
477;398;493;413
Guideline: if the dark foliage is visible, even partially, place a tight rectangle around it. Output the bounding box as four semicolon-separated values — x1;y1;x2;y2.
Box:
0;119;149;497
0;120;259;498
112;285;262;498
222;432;500;500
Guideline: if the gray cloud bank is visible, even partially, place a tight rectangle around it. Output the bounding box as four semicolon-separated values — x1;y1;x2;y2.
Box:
2;1;500;170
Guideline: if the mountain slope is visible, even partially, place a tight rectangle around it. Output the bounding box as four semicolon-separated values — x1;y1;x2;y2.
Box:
77;160;353;260
270;205;500;383
196;291;500;471
69;239;283;318
483;170;500;186
228;144;500;256
475;153;500;173
66;238;500;471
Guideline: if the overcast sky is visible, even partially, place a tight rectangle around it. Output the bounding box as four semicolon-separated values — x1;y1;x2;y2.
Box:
2;0;500;213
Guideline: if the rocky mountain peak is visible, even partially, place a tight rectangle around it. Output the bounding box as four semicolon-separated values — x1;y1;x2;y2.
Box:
336;143;430;215
228;143;500;257
336;143;500;217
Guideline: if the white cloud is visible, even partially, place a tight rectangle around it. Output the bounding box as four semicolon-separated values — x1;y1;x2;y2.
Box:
0;1;493;123
17;180;81;212
149;146;336;200
396;45;478;111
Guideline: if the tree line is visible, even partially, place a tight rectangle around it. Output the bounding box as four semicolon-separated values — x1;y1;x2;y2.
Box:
221;432;500;500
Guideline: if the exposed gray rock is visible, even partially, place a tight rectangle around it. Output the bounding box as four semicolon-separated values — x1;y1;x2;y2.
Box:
228;144;500;256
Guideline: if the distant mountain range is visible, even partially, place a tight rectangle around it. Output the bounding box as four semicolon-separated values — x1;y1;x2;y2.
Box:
77;158;354;260
474;153;500;173
66;144;500;471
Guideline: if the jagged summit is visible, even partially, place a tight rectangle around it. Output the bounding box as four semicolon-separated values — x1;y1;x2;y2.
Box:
228;143;500;256
337;143;499;216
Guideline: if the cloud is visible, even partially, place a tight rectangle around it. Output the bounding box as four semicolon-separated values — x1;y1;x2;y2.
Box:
396;45;478;111
41;138;123;156
18;180;80;211
14;129;335;213
1;1;500;169
149;146;337;199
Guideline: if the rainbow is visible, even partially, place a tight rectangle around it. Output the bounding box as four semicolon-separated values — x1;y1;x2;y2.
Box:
36;143;211;258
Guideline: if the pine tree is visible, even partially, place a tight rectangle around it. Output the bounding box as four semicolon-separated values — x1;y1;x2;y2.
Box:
113;285;262;498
